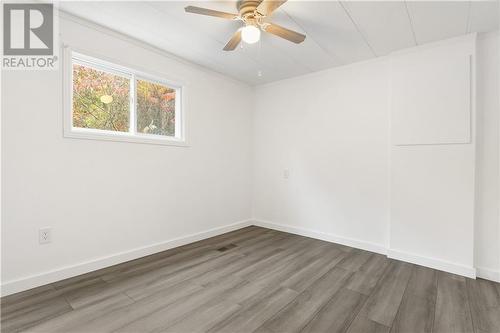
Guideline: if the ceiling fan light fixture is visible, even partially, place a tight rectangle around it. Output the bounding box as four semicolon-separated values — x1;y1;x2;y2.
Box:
185;1;306;51
241;25;261;44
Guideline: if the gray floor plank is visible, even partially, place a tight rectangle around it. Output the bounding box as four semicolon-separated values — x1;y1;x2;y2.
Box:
114;275;246;332
57;280;203;332
347;315;391;333
23;293;134;333
359;261;413;327
390;265;437;333
390;292;435;333
301;288;367;333
233;237;313;281
123;250;245;301
338;250;372;272
192;247;284;287
164;300;242;333
100;245;221;283
250;243;335;289
281;248;347;293
1;296;72;333
1;226;496;333
405;265;438;301
346;254;391;295
433;272;474;333
467;278;500;333
1;285;61;317
58;277;116;309
257;267;352;332
207;287;299;333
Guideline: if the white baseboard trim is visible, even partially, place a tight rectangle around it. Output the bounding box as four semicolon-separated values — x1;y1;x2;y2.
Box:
252;219;387;255
1;219;253;297
3;219;494;296
252;219;479;280
476;267;500;282
387;249;476;279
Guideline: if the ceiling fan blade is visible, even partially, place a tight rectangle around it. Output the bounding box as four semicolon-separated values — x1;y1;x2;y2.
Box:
263;23;306;44
223;30;242;51
256;0;287;16
184;6;238;20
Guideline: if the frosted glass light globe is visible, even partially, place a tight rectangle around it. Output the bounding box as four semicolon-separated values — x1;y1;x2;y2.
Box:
241;25;261;44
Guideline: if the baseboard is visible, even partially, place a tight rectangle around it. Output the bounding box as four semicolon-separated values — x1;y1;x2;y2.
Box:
387;248;476;279
2;219;494;296
0;219;253;297
476;267;500;282
252;219;387;255
253;219;479;279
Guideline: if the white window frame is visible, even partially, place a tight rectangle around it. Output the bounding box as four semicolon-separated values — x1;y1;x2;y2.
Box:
63;47;187;146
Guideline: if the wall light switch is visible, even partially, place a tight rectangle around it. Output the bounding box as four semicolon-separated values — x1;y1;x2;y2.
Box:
283;169;290;179
39;228;52;244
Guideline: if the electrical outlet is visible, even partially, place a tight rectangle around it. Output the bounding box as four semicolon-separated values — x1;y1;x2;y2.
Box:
39;228;52;244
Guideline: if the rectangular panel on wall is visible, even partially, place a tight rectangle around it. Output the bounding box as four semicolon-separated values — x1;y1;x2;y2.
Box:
392;38;472;145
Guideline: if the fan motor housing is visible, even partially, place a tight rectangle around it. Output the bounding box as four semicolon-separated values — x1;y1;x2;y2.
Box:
237;0;263;19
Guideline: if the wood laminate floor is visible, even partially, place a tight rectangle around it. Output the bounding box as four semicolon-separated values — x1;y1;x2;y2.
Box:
2;226;500;333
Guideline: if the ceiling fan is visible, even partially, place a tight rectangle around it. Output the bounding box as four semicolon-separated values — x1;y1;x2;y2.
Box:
185;0;306;51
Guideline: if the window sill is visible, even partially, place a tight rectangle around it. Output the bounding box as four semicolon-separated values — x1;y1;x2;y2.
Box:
64;128;189;147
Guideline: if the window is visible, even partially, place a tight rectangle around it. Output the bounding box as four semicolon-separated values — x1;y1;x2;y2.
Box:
65;51;185;146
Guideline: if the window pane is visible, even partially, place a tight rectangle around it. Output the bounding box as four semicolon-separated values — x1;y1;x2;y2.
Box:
72;63;130;132
136;79;176;137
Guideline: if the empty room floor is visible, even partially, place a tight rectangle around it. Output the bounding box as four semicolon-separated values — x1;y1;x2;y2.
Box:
2;226;499;333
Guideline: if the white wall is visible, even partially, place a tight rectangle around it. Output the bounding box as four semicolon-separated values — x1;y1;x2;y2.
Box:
253;32;500;281
1;15;254;295
475;32;500;281
253;59;391;253
389;35;476;277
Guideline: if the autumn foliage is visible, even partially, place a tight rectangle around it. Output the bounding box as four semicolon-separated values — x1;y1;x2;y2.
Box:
136;79;176;136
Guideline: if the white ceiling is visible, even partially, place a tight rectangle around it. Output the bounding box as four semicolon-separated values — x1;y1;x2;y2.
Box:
60;1;499;85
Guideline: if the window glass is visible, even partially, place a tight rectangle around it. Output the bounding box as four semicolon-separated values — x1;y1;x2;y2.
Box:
72;63;130;132
136;79;176;137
